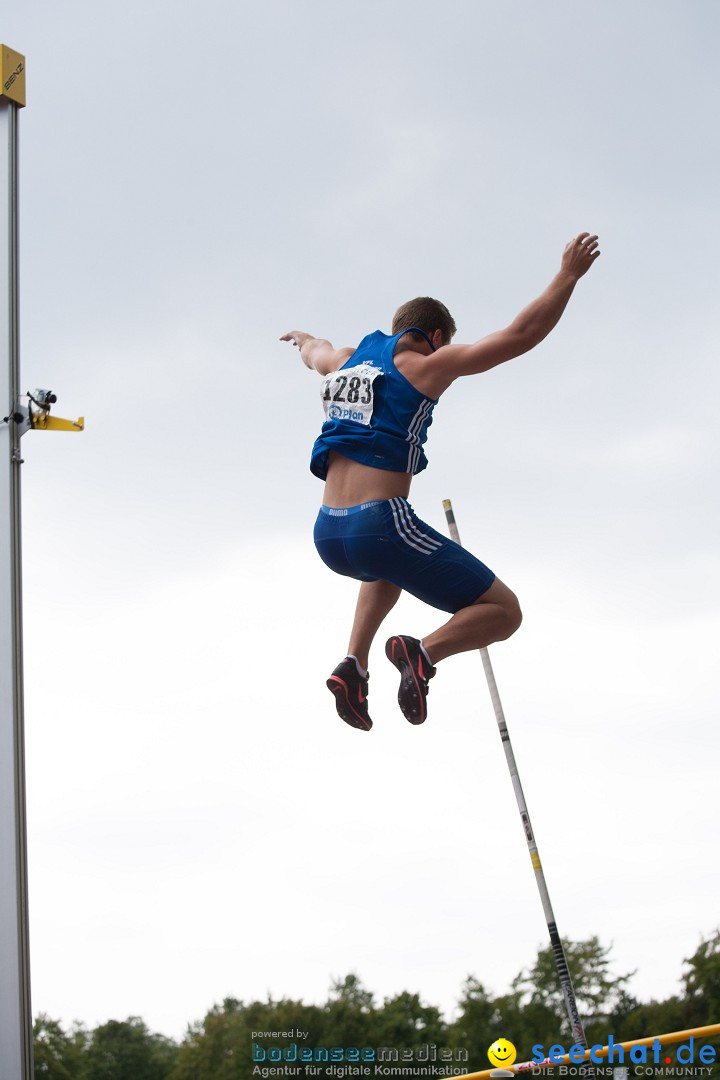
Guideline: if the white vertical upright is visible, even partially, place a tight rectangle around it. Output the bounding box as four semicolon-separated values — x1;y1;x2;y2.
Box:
0;46;33;1080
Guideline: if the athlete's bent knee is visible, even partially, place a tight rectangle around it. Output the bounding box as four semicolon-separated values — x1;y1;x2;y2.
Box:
472;578;522;642
494;586;522;640
503;596;523;638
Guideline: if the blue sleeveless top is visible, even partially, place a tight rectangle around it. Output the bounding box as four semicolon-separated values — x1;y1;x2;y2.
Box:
310;329;438;480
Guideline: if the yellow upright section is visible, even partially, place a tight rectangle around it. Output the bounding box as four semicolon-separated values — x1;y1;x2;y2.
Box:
1;45;26;107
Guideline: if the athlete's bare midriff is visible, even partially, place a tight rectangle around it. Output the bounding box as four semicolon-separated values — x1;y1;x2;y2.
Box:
323;452;412;507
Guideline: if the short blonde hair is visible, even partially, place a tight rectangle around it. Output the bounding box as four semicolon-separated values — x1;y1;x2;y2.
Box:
391;297;457;345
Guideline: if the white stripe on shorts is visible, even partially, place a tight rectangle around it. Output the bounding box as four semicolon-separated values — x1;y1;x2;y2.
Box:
389;498;442;555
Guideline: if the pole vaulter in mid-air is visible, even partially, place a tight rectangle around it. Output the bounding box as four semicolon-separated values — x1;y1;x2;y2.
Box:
281;233;599;731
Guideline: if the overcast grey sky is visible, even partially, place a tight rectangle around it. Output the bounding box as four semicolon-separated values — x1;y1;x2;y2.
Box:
3;0;719;1045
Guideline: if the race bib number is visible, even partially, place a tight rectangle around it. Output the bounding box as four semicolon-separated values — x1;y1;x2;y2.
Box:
320;364;381;426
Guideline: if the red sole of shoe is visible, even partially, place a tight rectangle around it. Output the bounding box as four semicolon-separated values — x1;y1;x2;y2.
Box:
326;676;372;731
386;638;426;725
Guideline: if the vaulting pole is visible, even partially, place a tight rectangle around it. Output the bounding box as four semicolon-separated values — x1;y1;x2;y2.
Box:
443;500;593;1079
0;45;33;1080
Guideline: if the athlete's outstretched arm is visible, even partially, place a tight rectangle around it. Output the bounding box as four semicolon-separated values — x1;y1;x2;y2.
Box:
280;330;354;375
420;233;600;396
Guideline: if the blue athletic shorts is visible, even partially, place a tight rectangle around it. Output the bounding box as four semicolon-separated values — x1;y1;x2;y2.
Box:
313;497;495;614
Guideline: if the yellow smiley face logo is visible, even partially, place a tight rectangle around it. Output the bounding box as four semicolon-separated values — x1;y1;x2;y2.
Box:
488;1039;517;1068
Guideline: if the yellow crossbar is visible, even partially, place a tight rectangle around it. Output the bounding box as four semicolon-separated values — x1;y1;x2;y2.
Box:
454;1023;720;1080
30;413;84;432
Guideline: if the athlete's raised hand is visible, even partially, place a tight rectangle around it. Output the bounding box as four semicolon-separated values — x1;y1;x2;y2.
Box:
561;233;600;279
281;330;354;374
280;330;316;349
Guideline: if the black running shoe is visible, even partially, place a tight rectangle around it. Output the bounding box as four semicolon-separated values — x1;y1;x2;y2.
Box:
385;635;436;725
326;658;372;731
